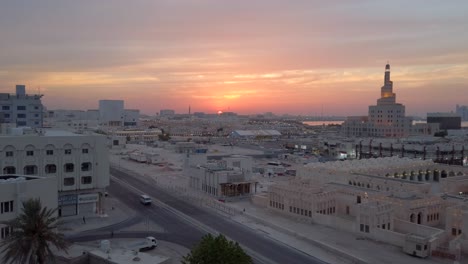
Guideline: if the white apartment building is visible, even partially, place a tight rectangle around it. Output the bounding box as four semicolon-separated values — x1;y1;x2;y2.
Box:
342;64;438;138
0;175;58;240
0;128;109;217
0;85;44;128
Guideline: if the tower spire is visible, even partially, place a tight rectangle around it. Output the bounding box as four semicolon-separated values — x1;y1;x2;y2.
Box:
384;62;391;84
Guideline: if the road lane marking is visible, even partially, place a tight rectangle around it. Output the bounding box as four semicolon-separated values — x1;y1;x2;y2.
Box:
111;174;274;264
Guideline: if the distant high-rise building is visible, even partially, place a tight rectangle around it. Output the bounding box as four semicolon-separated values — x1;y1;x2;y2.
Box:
456;104;468;121
342;64;438;138
0;85;44;128
98;100;139;127
99;100;124;127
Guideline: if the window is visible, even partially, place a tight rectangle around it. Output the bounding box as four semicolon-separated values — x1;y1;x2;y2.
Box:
1;105;10;110
34;114;39;117
81;162;92;172
17;106;26;110
46;150;54;155
34;106;39;110
5;151;13;157
3;166;15;174
45;164;57;174
24;165;37;175
63;177;75;186
17;121;26;126
26;151;34;156
17;114;26;118
0;201;14;214
360;224;364;232
416;245;422;251
365;225;369;233
452;228;457;236
1;226;11;239
81;176;92;184
64;149;72;155
64;163;74;173
82;149;89;154
4;114;10;118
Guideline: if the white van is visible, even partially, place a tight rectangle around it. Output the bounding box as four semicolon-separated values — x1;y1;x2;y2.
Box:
139;194;152;205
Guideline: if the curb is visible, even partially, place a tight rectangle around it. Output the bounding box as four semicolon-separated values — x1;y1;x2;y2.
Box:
239;211;369;264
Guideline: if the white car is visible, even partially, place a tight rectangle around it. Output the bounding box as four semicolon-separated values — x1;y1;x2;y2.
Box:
139;194;152;205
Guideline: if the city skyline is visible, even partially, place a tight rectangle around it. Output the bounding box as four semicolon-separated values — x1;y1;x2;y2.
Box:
1;1;468;115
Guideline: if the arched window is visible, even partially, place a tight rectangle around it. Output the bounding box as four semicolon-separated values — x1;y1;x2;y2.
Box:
81;162;92;172
417;212;422;224
410;213;415;223
3;166;16;174
44;144;55;156
45;164;57;174
64;163;74;173
24;165;37;175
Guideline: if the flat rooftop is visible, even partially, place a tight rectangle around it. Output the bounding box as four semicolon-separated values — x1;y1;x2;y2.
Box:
0;175;42;183
354;173;425;185
44;129;85;136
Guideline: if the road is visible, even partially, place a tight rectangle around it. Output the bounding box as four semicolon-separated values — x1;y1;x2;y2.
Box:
68;174;205;250
109;166;328;264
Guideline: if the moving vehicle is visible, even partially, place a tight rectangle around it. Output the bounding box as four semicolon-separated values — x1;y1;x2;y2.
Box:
139;194;152;205
128;236;158;252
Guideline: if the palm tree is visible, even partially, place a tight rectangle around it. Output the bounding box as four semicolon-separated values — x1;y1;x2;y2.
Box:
0;198;68;264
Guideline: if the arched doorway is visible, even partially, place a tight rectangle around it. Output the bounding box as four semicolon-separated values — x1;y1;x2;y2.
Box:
434;170;440;181
417;212;422;224
441;170;448;178
425;170;431;181
410;213;415;223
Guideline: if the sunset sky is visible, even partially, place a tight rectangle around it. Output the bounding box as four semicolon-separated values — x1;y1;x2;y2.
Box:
1;1;467;116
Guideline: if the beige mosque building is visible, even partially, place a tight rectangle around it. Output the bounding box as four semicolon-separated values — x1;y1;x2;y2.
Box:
267;157;468;260
341;64;439;138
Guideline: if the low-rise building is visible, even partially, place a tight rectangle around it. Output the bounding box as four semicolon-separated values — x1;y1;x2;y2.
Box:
187;154;257;199
0;175;58;241
265;157;468;258
427;112;462;130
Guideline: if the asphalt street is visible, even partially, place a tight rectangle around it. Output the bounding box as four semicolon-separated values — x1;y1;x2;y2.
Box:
108;166;328;264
